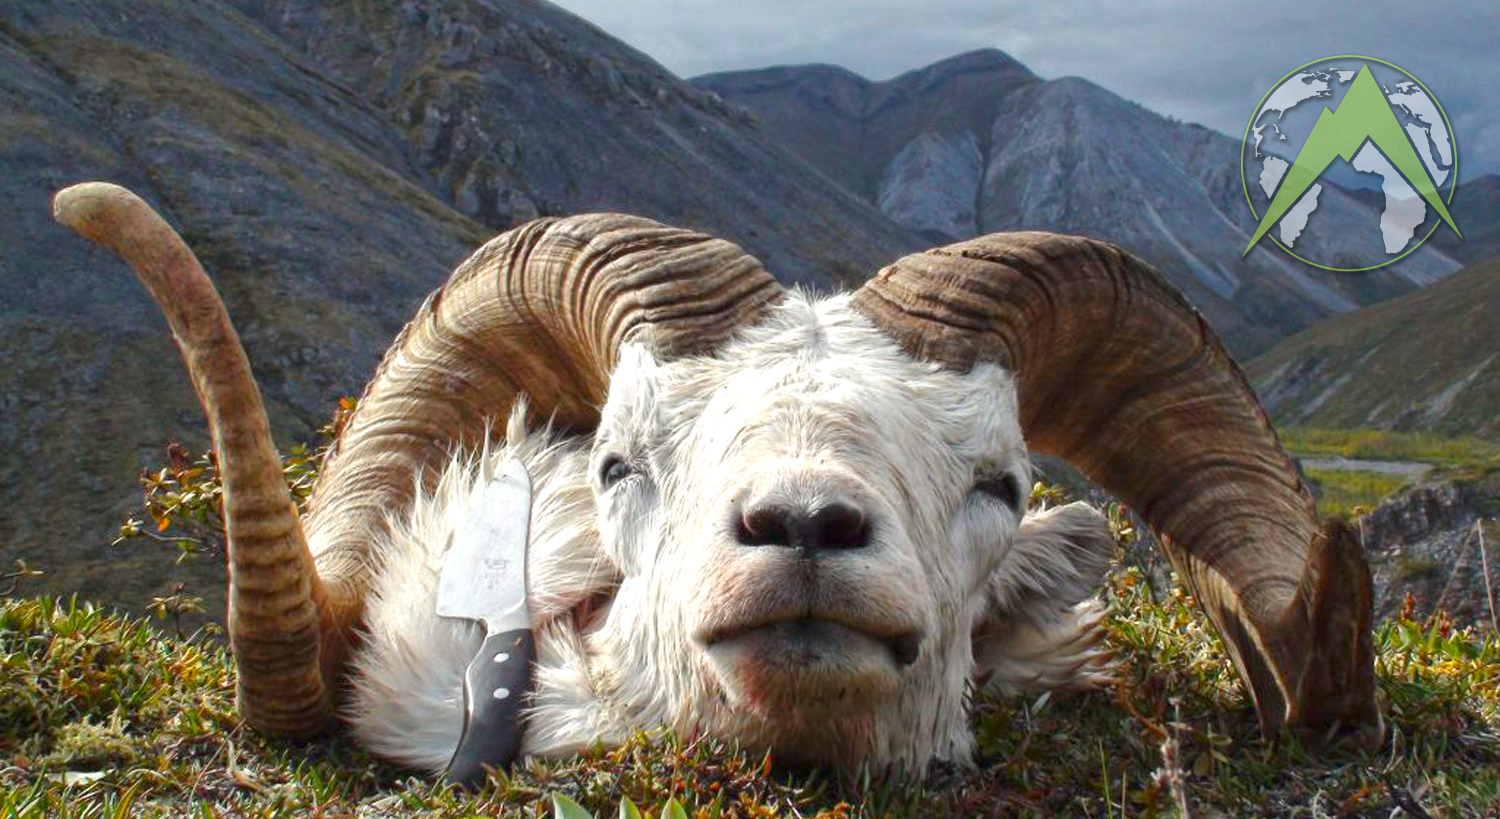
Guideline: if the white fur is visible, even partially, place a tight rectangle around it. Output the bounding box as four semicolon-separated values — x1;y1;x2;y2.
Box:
345;293;1115;776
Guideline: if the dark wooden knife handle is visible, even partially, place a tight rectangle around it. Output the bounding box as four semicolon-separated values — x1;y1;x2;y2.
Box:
443;628;535;787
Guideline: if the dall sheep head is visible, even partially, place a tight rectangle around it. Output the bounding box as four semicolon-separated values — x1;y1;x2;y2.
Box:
560;299;1116;771
53;182;1381;776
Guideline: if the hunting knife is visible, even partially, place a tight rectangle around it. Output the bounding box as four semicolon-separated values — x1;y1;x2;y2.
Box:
435;457;535;787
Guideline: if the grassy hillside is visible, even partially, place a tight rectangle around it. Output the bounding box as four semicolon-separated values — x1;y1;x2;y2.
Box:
1249;255;1500;439
3;566;1497;816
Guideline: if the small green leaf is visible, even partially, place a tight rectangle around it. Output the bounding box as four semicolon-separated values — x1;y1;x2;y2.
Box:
661;798;688;819
619;796;643;819
552;794;594;819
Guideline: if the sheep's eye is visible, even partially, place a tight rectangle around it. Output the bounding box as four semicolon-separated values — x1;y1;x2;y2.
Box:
599;455;634;489
972;472;1024;512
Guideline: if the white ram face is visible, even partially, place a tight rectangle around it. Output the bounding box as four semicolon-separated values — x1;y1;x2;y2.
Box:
347;290;1114;776
585;292;1050;771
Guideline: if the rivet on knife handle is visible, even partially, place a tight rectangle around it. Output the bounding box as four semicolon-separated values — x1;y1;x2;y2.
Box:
444;628;536;787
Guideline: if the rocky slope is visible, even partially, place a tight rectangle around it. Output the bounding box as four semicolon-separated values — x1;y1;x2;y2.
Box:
694;51;1464;356
1354;471;1500;629
1248;254;1500;439
0;0;922;613
222;0;919;285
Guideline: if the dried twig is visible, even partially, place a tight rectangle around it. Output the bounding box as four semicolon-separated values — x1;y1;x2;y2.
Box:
1478;519;1498;634
1382;775;1436;819
1;560;44;595
1152;700;1192;819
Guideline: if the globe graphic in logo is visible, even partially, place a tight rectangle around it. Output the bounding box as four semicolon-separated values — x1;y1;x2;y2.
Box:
1240;56;1459;271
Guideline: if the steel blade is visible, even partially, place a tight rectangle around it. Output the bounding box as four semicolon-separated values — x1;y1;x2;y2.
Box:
435;457;532;634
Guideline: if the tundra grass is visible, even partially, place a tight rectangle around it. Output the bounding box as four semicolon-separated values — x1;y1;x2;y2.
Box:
3;570;1497;817
1303;467;1413;519
1278;426;1500;471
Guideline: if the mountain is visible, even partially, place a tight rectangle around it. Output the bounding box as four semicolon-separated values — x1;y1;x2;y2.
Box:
693;50;1464;356
220;0;919;283
0;0;921;612
1247;254;1500;439
1430;174;1500;264
689;50;1040;236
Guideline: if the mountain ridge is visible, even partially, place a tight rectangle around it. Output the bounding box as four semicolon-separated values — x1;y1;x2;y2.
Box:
0;0;925;613
694;52;1464;356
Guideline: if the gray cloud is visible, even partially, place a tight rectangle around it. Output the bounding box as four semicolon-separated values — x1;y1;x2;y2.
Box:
551;0;1498;177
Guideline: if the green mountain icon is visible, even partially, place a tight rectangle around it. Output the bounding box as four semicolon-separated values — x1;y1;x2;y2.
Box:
1244;64;1460;256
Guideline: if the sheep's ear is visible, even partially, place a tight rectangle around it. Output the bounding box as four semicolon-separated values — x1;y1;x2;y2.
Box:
988;502;1115;625
596;343;661;441
610;343;661;397
972;502;1117;694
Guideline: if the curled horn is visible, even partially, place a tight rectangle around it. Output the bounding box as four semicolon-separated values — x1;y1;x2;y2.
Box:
54;182;784;735
851;232;1379;742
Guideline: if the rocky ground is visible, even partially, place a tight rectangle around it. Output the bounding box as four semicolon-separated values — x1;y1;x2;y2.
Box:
1356;469;1500;629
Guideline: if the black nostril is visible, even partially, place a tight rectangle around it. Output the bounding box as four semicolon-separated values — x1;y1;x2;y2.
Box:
738;504;793;547
736;500;870;550
810;502;869;549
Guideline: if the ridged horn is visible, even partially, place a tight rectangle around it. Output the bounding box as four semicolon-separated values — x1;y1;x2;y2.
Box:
54;182;784;736
851;232;1379;743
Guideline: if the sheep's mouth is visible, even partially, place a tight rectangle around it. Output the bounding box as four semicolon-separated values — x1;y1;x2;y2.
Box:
700;618;923;667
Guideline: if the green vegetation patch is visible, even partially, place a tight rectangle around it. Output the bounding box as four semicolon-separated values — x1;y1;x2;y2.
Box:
8;424;1498;815
1304;467;1413;519
1280;426;1500;471
3;566;1498;817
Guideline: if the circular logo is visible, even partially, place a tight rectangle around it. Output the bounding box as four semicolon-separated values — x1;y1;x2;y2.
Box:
1239;56;1458;271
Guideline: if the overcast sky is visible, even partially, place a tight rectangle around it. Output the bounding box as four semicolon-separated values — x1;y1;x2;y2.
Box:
550;0;1499;178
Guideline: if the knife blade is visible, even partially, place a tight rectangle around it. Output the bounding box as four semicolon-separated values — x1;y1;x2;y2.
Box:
435;456;535;787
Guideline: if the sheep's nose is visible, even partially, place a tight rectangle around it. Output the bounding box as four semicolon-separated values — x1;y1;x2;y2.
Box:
736;499;870;550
